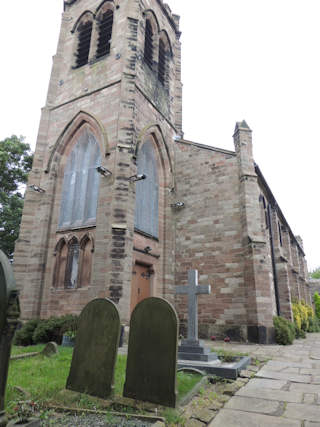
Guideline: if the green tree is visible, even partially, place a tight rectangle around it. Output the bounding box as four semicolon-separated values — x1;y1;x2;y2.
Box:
310;268;320;279
0;136;33;258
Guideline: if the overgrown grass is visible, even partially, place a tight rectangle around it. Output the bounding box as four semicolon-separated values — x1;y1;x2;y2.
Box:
211;347;248;362
11;344;45;356
6;345;202;417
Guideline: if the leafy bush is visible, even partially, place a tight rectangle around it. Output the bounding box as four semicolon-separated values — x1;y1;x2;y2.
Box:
14;319;40;346
273;316;295;345
292;299;319;335
15;315;79;346
32;315;79;344
314;292;320;319
295;324;306;338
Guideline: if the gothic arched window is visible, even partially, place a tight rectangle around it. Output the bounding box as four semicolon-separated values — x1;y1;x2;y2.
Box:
134;139;159;238
65;238;80;289
75;20;93;68
53;239;68;288
96;9;114;59
158;39;166;84
59;129;101;229
144;19;154;69
79;235;94;287
158;32;171;86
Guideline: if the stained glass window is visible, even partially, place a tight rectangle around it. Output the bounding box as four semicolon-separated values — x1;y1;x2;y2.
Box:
134;139;159;238
59;130;101;229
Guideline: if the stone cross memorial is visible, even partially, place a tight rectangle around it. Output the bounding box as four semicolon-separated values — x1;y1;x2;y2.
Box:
0;250;21;427
176;270;217;362
66;298;120;399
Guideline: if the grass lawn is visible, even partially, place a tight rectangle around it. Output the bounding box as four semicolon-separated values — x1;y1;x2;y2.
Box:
6;345;202;417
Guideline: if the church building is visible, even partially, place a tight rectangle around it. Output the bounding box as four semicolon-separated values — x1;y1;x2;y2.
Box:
14;0;310;343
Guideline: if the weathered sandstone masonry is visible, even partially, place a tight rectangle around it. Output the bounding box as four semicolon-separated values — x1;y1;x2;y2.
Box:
14;0;310;343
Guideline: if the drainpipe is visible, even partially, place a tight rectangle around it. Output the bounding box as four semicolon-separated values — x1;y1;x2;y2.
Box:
267;204;281;316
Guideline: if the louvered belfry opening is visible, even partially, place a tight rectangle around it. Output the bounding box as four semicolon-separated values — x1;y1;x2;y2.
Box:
96;9;114;59
144;20;154;68
75;21;93;68
158;39;166;84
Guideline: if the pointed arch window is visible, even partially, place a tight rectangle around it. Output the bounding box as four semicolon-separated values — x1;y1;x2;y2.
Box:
53;239;68;288
96;9;114;59
59;129;101;229
144;19;154;69
158;38;166;84
75;20;93;68
65;238;80;289
79;235;94;288
134;139;159;238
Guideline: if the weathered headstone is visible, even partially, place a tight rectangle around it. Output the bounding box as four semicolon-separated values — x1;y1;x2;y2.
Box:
176;270;217;362
66;298;120;399
0;250;21;427
123;297;178;408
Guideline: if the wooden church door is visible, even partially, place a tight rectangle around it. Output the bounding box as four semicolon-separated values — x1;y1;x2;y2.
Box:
131;263;151;312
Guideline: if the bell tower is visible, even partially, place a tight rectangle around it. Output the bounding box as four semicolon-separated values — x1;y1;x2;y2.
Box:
14;0;182;322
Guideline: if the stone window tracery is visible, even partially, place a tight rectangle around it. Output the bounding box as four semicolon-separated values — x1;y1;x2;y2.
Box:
53;234;94;289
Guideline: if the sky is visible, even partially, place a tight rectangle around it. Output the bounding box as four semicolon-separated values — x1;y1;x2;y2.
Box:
0;1;319;270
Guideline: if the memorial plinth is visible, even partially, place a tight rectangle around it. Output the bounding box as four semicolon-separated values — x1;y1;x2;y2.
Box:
176;270;250;379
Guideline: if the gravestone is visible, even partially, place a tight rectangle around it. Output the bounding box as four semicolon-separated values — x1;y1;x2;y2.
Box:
0;250;21;427
123;297;178;408
176;270;217;362
66;298;120;399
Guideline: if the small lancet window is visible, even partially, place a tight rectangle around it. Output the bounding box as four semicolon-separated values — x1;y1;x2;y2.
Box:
134;139;159;238
75;21;93;68
53;239;68;288
158;38;166;84
96;9;114;59
65;239;80;289
144;20;154;69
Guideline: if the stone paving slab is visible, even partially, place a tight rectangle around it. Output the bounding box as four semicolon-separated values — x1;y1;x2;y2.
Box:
301;368;320;375
256;368;311;383
235;386;303;403
284;403;320;422
289;382;320;393
209;409;301;427
224;396;280;415
244;378;287;390
206;334;320;427
267;360;314;370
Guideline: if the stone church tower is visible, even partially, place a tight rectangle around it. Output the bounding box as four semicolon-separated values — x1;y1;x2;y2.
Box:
15;0;310;343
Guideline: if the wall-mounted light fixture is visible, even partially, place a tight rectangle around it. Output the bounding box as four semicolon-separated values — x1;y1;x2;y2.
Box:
170;201;185;209
29;184;45;193
173;135;182;141
144;246;152;254
96;166;112;177
129;174;146;183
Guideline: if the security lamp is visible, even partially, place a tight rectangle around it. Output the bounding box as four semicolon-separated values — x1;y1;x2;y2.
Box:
96;166;112;177
173;135;182;141
170;201;185;209
129;174;146;183
144;246;152;253
29;184;45;193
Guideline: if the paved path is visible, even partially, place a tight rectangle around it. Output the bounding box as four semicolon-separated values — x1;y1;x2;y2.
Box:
208;333;320;426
